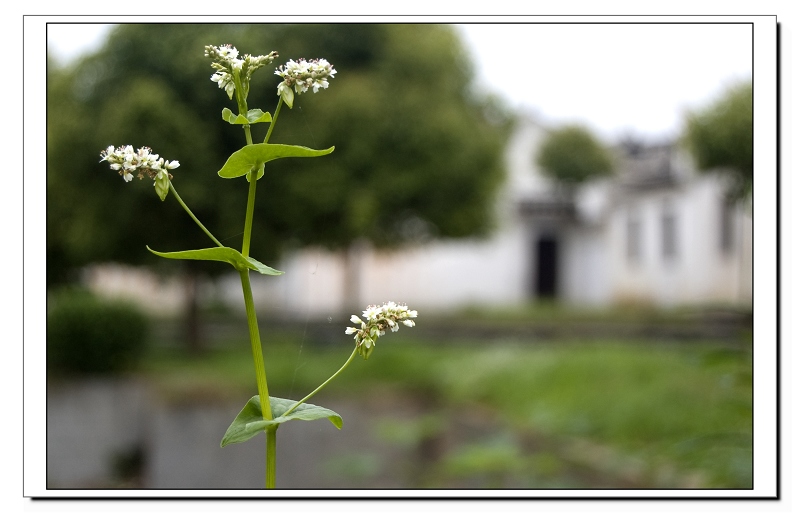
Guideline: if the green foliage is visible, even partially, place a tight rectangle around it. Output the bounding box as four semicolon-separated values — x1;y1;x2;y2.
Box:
536;125;614;185
47;289;149;375
683;81;753;198
221;395;342;447
217;144;334;180
146;246;283;275
47;24;509;285
221;107;272;125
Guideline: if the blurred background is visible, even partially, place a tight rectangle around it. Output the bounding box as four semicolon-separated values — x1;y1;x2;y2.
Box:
46;23;753;489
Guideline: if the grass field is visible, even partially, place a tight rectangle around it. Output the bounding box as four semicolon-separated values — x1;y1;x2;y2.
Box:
139;311;752;488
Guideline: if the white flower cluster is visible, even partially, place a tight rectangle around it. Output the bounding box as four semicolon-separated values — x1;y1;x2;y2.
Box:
275;58;337;95
205;44;278;99
275;58;336;108
99;145;179;183
345;302;418;359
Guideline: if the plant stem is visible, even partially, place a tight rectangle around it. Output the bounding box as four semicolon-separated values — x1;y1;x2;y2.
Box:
239;268;275;490
237;94;283;487
281;346;359;417
238;164;274;488
266;426;277;488
263;99;283;143
239;270;272;420
237;94;285;489
168;181;223;248
241;170;258;257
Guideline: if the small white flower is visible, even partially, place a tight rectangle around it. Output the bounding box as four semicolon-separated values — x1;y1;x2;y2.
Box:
210;71;226;84
363;305;382;321
218;45;238;60
210;70;236;99
345;327;358;335
350;315;364;325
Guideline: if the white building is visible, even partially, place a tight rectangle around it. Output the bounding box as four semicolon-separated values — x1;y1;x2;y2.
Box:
232;114;752;317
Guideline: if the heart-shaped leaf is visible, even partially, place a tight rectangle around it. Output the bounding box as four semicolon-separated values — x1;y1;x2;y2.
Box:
146;246;283;275
218;144;335;180
221;396;343;447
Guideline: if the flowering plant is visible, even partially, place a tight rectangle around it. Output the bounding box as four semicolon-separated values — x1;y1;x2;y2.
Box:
100;44;415;489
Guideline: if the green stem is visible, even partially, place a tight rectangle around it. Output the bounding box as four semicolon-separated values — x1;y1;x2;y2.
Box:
241;98;257;256
236;90;278;487
281;346;359;417
168;181;223;248
237;167;272;487
263;98;283;144
241;171;258;257
266;426;277;489
235;90;285;489
239;270;272;421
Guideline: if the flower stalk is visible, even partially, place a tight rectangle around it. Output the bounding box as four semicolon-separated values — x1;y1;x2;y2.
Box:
168;181;223;248
283;302;419;417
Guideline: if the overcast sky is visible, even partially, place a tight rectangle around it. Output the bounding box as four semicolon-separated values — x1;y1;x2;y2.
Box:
47;22;752;143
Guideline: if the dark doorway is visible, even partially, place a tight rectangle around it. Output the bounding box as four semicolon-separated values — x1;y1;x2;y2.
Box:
536;236;558;298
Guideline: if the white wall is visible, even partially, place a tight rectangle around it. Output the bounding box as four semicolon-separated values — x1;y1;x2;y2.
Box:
606;172;751;307
237;225;532;317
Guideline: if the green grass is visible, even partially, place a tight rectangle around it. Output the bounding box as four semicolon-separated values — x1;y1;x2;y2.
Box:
431;340;751;487
139;330;752;488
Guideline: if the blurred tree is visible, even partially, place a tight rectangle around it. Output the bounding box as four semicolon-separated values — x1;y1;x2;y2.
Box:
47;24;509;344
682;80;753;199
535;125;614;189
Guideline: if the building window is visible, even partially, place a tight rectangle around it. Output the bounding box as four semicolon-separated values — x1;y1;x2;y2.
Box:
720;198;735;255
661;208;678;260
626;212;641;263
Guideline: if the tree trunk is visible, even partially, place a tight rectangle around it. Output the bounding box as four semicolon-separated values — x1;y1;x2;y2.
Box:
183;268;204;355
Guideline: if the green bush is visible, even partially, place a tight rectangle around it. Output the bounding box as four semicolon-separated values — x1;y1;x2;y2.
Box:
47;288;149;375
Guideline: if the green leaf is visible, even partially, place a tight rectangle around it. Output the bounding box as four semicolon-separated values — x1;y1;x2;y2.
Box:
218;144;335;180
278;84;294;109
146;246;283;275
154;173;169;201
245;109;272;124
221;107;272;125
221;396;343;447
221;107;247;124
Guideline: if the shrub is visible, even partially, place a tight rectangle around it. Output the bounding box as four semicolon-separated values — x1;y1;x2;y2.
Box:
47;288;149;375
